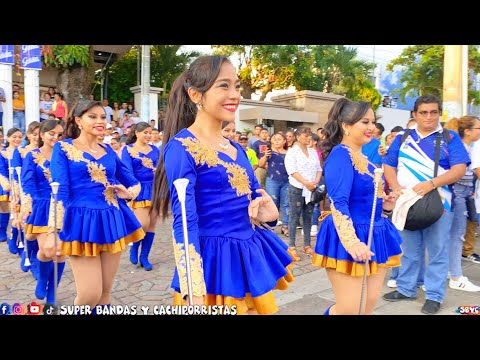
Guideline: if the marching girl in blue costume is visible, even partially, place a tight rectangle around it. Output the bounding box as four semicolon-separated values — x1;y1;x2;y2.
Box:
121;122;160;271
11;121;41;273
0;128;23;244
152;55;295;314
20;120;64;304
312;98;402;315
46;100;144;308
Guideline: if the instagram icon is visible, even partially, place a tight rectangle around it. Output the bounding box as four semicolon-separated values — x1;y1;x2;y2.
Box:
11;303;25;315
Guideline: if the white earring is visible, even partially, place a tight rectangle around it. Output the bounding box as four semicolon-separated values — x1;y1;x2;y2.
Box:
196;102;203;110
345;130;350;136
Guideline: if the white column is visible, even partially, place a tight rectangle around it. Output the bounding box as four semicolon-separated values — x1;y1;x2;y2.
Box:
140;45;151;122
149;87;162;125
443;45;464;119
462;45;469;116
130;85;163;125
0;64;13;131
24;69;39;130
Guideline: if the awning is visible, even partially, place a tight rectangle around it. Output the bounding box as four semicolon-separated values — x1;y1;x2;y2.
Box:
239;106;318;123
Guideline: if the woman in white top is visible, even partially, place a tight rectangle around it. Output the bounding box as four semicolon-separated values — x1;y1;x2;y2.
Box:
443;117;480;292
284;127;322;260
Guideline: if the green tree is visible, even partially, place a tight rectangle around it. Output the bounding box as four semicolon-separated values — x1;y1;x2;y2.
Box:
212;45;300;100
42;45;95;108
293;45;381;108
387;45;480;104
102;45;199;105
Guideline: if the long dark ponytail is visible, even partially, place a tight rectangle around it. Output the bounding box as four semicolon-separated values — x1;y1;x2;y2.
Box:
320;98;372;162
151;54;231;220
126;122;151;145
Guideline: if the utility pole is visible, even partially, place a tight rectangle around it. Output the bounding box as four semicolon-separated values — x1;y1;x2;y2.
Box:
137;45;141;86
372;45;376;84
140;45;150;122
443;45;468;120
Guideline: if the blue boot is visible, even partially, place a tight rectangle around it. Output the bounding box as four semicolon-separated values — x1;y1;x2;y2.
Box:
129;240;140;265
35;260;52;300
7;228;18;254
29;240;39;280
0;213;10;242
46;262;65;305
139;232;155;271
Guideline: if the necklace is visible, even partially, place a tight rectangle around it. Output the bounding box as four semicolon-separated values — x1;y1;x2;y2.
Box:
135;144;150;153
77;142;98;153
218;141;229;150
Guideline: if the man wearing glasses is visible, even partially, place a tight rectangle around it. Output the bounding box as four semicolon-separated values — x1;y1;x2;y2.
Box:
382;95;470;314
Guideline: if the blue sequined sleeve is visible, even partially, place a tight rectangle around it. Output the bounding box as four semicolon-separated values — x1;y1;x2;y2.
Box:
20;151;35;214
121;145;135;176
48;142;70;230
164;138;206;298
114;149;140;199
325;147;360;251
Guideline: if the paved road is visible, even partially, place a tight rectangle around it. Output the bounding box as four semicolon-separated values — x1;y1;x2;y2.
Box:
1;218;479;315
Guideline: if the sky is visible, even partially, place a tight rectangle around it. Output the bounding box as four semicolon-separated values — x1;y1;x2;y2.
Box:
182;45;410;102
183;45;408;66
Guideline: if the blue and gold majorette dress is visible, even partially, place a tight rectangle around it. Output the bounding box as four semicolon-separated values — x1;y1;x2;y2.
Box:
49;138;145;256
121;144;160;209
164;129;295;315
313;144;402;275
22;148;52;234
0;147;12;202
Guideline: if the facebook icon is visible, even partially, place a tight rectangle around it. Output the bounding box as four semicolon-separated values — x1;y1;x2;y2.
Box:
0;303;11;315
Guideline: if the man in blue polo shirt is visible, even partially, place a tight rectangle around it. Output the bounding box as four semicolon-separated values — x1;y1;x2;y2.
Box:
382;94;469;315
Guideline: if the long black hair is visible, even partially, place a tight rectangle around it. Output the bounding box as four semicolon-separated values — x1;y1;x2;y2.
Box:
64;100;104;139
151;54;232;219
126;122;151;145
320;98;372;162
38;120;64;147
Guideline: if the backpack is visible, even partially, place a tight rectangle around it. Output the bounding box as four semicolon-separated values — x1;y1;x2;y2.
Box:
399;129;451;230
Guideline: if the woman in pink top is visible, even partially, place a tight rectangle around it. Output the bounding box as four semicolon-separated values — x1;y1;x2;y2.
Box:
50;92;68;122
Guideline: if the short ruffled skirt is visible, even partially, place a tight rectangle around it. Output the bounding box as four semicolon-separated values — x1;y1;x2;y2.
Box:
25;199;49;234
59;200;144;256
313;215;402;276
172;226;295;315
130;181;152;209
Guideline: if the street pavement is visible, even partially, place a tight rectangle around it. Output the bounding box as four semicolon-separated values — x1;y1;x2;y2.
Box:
1;218;479;315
